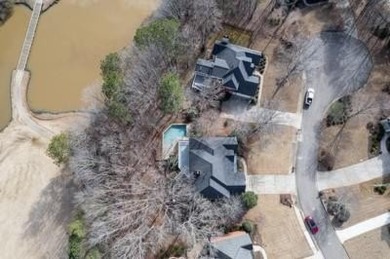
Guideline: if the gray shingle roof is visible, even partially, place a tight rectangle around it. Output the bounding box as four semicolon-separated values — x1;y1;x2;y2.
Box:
188;137;246;199
211;231;254;259
194;38;263;99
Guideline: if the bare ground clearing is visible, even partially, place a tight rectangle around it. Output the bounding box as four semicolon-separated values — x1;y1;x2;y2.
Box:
245;195;312;259
344;225;390;259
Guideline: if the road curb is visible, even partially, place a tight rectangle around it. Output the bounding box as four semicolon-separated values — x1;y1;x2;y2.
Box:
293;206;324;259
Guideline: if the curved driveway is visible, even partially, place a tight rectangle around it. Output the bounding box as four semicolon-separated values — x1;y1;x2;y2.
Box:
295;32;372;259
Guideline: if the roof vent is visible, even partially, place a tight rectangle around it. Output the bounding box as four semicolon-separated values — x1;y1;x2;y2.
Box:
193;170;201;178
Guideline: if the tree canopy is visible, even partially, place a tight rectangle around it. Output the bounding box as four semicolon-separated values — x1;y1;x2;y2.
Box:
159;72;183;114
46;133;70;166
134;18;179;52
100;53;122;101
241;191;258;209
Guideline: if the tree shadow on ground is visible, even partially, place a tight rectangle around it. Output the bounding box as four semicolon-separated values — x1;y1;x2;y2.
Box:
22;170;75;255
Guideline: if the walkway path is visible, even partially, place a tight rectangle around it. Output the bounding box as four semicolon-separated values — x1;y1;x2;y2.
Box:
17;0;42;71
246;174;296;194
336;212;390;243
317;155;390;190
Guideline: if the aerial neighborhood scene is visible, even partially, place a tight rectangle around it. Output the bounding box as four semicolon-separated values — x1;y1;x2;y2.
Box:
1;0;390;258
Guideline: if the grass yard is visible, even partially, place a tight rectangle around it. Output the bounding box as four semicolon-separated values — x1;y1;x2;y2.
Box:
344;225;390;259
245;195;312;259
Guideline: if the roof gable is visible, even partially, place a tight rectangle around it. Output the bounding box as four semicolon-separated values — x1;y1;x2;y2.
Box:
195;38;263;98
188;137;245;199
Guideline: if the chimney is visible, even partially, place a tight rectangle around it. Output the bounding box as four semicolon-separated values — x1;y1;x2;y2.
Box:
221;35;230;44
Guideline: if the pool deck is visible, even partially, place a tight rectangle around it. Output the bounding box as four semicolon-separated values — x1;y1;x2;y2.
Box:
162;123;188;160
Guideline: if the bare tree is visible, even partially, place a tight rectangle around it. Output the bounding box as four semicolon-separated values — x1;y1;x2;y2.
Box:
159;0;222;49
216;0;258;27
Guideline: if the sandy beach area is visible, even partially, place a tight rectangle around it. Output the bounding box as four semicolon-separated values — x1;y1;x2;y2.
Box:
0;110;89;258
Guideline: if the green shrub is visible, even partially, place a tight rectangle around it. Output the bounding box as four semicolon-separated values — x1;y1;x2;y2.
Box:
46;133;69;166
68;212;86;259
157;244;186;259
368;123;384;156
107;100;132;124
134;19;179;53
241;221;254;234
326;98;350;126
159;72;183;114
241;191;258;209
100;53;122;101
374;185;387;195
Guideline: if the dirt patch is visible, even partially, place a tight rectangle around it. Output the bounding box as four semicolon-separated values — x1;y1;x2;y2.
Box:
322;177;390;229
344;225;390;259
247;125;296;174
245;195;312;259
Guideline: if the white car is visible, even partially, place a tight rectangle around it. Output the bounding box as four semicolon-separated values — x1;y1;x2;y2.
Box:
305;88;315;107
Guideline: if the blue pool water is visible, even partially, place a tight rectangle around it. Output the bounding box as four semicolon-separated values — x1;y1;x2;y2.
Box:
163;124;187;152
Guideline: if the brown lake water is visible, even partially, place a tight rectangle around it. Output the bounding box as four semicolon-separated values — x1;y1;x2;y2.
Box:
0;0;158;129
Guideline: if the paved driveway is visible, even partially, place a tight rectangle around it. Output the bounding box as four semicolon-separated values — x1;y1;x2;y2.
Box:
295;32;372;259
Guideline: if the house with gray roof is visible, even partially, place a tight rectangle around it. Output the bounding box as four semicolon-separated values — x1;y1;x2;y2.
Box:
208;231;254;259
380;118;390;133
193;37;264;102
178;137;246;199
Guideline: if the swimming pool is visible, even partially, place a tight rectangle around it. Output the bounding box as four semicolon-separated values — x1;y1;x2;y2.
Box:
163;124;187;157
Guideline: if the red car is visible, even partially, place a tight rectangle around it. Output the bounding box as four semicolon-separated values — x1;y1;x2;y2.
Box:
305;216;319;234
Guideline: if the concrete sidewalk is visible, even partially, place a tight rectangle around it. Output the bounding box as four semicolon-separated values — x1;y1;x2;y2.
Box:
246;174;296;194
317;156;390;190
336;212;390;243
221;107;302;129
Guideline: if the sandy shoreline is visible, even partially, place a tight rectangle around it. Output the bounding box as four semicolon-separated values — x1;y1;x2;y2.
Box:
0;69;90;258
0;115;87;258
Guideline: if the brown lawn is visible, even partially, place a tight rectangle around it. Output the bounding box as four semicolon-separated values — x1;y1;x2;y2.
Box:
344;225;390;259
247;125;296;175
323;177;390;229
245;195;312;259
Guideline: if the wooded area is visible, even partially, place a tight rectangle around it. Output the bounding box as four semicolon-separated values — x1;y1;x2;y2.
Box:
67;0;259;258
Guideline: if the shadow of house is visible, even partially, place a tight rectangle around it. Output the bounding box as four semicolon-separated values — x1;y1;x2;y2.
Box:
178;137;246;199
193;37;264;104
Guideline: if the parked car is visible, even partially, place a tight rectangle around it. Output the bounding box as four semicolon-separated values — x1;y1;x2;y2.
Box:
305;216;319;234
304;88;315;107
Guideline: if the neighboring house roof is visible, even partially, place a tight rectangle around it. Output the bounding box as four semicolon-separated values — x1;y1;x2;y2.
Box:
188;137;246;199
194;38;263;98
210;231;254;259
381;118;390;133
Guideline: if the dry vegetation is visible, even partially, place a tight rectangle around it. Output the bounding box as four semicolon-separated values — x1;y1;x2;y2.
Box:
319;64;390;169
245;195;312;259
322;177;390;229
344;225;390;259
247;125;296;174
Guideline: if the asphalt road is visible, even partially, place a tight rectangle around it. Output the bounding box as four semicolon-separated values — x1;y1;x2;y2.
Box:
295;32;372;259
